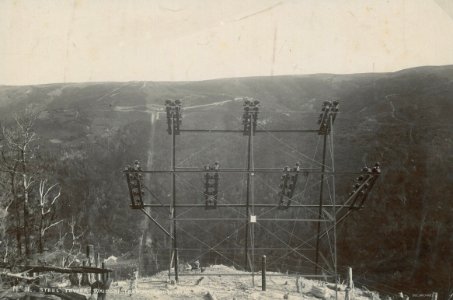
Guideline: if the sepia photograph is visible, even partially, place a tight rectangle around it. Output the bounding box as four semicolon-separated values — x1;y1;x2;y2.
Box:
0;1;452;299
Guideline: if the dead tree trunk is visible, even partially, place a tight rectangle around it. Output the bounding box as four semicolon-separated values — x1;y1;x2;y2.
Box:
21;149;31;256
38;179;62;253
11;171;22;255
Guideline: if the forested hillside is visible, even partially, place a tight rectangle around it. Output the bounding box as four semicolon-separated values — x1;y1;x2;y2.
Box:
0;65;452;297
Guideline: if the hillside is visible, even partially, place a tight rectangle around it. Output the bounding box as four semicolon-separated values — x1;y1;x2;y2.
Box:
0;65;452;297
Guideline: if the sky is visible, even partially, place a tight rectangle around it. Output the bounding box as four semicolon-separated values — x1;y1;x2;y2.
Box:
1;0;453;85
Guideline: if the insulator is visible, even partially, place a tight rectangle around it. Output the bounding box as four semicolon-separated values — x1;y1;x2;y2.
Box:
372;162;381;173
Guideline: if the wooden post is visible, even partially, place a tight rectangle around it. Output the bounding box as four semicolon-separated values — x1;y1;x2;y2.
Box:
95;252;101;281
101;262;106;283
348;267;353;289
345;267;353;300
80;260;90;286
86;245;95;283
261;255;266;291
105;262;109;280
86;245;94;265
296;277;302;293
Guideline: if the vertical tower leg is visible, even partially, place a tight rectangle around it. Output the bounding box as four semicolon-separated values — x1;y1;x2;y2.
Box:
329;115;338;299
315;134;328;274
172;117;179;282
244;126;252;271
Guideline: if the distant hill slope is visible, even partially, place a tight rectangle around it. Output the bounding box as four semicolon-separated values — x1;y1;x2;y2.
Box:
0;65;452;297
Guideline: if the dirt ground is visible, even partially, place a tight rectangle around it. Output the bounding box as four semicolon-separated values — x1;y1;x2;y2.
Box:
0;265;378;299
105;265;377;300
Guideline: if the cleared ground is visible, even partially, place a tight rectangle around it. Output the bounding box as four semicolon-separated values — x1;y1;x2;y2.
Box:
105;265;377;300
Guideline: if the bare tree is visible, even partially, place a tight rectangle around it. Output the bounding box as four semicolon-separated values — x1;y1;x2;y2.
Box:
0;203;10;262
0;175;12;261
37;179;63;253
0;107;39;257
0;135;22;255
55;217;85;267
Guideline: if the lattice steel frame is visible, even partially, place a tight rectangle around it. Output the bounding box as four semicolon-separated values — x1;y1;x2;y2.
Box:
124;98;380;297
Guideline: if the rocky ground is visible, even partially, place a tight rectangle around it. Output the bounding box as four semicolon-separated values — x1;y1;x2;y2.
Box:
106;265;378;300
0;265;380;299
